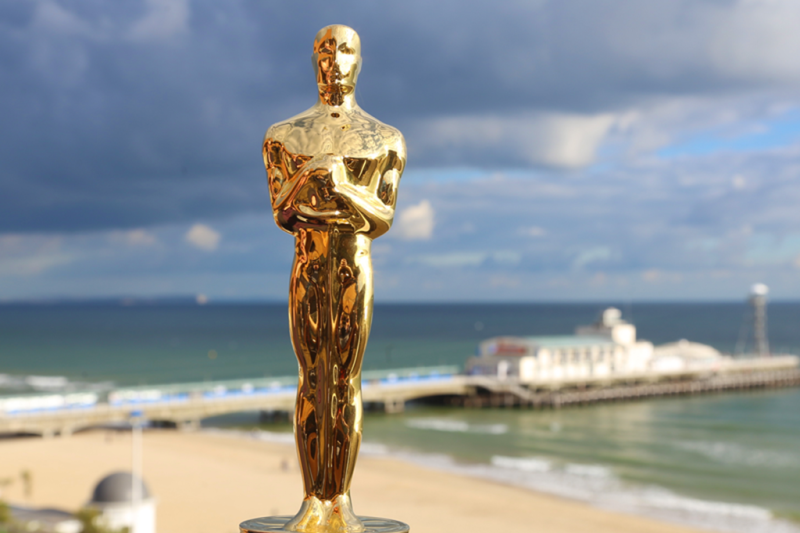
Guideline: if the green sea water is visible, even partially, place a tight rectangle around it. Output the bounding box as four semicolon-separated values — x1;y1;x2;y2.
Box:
1;302;799;532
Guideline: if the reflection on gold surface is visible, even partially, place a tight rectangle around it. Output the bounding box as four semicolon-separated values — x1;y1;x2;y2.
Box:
257;24;406;533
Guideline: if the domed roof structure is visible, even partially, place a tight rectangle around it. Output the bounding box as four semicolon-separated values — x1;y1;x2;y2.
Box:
90;472;151;503
750;283;769;297
653;339;722;360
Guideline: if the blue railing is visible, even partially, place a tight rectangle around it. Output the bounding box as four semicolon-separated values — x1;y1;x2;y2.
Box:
0;366;461;414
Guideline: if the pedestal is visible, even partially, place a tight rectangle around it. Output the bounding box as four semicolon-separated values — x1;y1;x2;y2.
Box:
240;516;409;533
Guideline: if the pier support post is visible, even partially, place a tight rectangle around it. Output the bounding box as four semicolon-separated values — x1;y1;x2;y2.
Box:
384;398;405;414
179;418;200;431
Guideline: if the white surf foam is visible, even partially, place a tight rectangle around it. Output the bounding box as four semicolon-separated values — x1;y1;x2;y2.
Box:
564;463;613;479
491;455;551;472
405;417;508;435
675;440;800;468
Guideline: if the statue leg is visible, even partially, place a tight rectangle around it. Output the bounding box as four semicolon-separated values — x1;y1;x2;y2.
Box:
285;229;371;533
325;230;371;498
289;228;328;502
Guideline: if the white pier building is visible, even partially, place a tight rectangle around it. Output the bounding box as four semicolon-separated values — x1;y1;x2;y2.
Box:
466;308;730;383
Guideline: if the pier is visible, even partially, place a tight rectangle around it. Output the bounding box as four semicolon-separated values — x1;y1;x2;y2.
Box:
0;366;465;437
1;357;798;437
460;366;800;409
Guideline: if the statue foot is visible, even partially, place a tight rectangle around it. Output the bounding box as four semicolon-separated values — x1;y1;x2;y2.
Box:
284;494;364;533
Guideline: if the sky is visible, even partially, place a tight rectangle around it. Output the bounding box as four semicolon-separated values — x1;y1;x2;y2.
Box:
2;0;800;302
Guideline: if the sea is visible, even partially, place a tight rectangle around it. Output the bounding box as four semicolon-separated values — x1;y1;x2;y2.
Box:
1;302;799;533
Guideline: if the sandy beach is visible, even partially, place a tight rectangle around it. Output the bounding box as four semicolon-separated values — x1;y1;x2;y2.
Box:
0;429;706;533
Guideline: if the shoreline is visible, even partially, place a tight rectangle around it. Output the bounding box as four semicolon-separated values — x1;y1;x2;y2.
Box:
226;427;800;533
0;428;715;533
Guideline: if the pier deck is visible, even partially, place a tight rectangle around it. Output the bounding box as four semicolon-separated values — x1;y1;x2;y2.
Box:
1;358;798;437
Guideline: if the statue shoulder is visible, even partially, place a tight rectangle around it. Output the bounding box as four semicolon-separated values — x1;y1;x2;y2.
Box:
377;122;406;157
351;109;406;158
264;105;323;144
265;122;290;142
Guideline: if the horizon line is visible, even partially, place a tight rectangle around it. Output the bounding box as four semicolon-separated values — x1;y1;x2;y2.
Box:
1;296;797;306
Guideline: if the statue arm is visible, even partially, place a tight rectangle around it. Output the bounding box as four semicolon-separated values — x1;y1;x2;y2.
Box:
263;126;406;238
334;139;405;238
264;132;312;233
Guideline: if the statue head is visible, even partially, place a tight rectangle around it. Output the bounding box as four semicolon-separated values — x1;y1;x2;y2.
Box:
312;25;362;106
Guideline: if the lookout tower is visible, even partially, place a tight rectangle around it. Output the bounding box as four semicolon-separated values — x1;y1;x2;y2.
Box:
750;283;769;357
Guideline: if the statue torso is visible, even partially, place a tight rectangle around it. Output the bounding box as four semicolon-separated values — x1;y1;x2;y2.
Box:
264;102;406;238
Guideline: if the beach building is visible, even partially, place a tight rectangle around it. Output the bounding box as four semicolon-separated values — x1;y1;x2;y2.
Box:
2;471;154;533
86;472;156;533
7;506;81;533
465;308;731;383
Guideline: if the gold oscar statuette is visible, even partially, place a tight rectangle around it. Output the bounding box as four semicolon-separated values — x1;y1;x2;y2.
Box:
239;25;408;533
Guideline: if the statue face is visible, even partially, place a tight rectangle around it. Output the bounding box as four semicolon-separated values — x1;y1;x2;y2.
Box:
313;25;361;90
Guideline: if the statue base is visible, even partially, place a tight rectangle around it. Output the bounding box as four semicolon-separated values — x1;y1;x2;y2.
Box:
240;517;409;533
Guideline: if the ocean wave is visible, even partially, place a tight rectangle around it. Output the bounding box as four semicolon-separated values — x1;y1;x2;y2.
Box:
405;418;508;435
0;374;68;391
675;440;800;468
634;487;771;520
0;373;113;394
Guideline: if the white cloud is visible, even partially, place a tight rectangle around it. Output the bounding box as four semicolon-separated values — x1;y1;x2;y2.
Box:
641;269;683;284
185;223;221;251
572;246;612;270
409;252;486;268
745;233;800;265
416;111;617;169
707;0;800;82
642;269;661;282
0;235;23;248
395;200;435;241
0;255;72;277
128;0;189;42
32;1;92;36
407;250;520;269
519;226;547;237
126;229;157;246
590;272;607;287
489;275;520;288
492;251;521;266
0;234;71;277
110;229;158;247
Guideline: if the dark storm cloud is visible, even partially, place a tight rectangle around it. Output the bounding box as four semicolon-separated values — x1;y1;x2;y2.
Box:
2;0;800;233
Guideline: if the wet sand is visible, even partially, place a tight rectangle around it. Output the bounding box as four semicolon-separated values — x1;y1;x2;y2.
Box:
0;430;706;533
